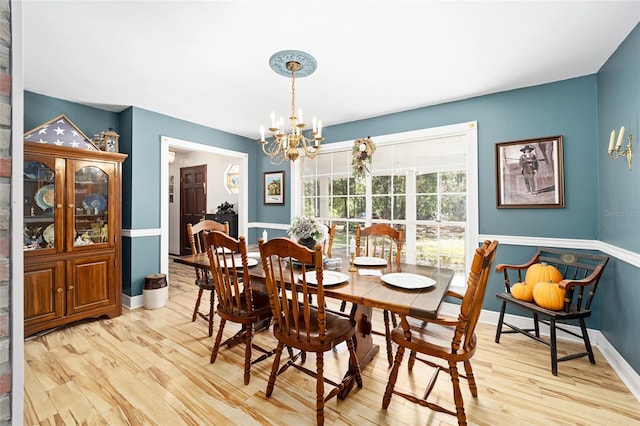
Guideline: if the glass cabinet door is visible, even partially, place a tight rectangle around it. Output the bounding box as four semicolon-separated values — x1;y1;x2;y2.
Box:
23;156;61;253
70;161;115;250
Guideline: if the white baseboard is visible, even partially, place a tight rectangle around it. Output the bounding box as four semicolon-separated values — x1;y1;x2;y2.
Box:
439;301;640;403
597;334;640;403
122;293;144;310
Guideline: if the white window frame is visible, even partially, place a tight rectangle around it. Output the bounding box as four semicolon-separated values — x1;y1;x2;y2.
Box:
292;121;478;288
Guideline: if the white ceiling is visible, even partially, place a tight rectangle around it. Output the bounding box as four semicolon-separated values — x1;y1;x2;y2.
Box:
22;1;640;141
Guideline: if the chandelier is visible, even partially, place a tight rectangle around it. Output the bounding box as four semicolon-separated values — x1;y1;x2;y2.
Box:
258;50;324;164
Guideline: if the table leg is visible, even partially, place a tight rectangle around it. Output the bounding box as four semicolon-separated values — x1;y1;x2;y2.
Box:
353;303;379;367
338;303;378;400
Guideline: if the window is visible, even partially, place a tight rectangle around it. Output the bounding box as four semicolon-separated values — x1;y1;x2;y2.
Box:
295;122;478;287
225;163;239;194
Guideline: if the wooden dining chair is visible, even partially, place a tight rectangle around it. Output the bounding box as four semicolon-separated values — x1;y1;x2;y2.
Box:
205;231;274;384
323;223;336;258
356;223;404;268
351;223;404;366
382;240;498;426
187;219;229;336
258;237;362;426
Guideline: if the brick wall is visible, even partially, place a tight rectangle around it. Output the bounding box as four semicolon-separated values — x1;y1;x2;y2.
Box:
0;0;10;422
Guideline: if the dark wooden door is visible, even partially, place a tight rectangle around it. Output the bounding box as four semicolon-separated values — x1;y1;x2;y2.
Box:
180;165;207;255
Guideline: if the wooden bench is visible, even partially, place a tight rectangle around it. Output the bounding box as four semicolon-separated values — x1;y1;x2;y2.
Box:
494;247;609;375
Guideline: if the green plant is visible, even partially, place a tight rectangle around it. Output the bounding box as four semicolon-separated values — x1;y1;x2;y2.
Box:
352;137;375;179
288;216;326;241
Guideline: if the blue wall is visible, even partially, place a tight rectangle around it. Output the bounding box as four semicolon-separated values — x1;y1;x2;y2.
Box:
313;76;599;240
24;23;640;375
25;91;119;139
123;107;256;295
598;24;640;252
597;23;640;375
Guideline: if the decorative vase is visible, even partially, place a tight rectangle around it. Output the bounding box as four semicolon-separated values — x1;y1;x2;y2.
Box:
298;237;317;250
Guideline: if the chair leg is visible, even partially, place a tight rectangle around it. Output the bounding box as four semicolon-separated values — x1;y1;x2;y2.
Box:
339;300;347;312
408;350;417;371
495;301;507;343
449;360;467;426
382;345;405;409
316;352;325;426
345;337;363;388
244;324;253;385
579;318;596;364
463;360;477;397
211;318;226;364
383;310;394;366
208;290;215;337
266;342;284;397
550;319;558;376
192;288;204;322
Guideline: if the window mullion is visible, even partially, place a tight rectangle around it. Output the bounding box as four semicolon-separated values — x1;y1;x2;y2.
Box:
405;169;417;263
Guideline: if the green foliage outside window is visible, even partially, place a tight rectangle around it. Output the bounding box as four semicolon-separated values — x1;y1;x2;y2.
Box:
300;140;468;273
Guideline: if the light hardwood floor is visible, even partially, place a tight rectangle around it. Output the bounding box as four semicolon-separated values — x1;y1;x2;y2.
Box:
24;260;640;425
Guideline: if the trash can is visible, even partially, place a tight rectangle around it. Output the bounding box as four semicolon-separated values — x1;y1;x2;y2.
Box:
143;273;168;309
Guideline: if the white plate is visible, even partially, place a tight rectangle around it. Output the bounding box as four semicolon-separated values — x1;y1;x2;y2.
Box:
381;273;436;290
216;247;232;254
43;224;55;244
225;256;259;268
354;256;388;266
246;252;261;259
299;271;349;287
35;184;55;210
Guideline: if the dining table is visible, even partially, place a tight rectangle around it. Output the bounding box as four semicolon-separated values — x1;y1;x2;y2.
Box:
173;248;455;398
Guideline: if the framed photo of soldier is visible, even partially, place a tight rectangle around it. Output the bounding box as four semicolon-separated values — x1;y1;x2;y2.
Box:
495;136;565;209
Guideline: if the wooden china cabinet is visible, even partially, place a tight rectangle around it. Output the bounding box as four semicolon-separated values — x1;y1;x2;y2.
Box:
23;142;127;337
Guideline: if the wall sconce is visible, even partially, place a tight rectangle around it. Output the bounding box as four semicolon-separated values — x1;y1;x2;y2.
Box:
168;150;176;164
608;126;633;170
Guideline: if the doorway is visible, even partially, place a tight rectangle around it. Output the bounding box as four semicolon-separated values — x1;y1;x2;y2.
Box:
160;136;248;276
180;164;207;255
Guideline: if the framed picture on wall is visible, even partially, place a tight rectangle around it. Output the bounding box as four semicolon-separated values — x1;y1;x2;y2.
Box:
264;171;285;205
495;136;565;208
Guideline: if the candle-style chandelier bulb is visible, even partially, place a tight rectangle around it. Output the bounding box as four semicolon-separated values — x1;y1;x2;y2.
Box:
258;50;324;164
608;126;633;171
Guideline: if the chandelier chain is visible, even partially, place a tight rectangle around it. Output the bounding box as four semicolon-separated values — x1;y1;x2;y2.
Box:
290;67;296;119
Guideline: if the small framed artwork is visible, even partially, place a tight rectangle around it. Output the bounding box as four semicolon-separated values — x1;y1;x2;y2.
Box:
264;171;285;205
495;136;565;208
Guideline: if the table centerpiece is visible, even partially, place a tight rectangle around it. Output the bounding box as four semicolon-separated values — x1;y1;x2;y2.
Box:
288;215;327;250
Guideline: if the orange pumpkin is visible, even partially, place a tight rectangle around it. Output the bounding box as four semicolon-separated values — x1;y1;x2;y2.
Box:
525;262;562;286
532;280;565;310
511;282;534;302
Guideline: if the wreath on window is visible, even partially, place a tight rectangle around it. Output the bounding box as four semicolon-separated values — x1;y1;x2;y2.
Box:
352;137;376;179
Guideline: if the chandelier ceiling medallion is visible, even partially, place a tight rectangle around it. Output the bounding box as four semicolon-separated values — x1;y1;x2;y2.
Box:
258;50;323;164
